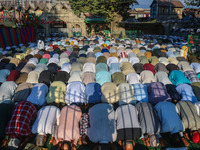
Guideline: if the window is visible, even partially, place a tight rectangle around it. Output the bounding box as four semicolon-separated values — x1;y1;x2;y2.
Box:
162;8;165;14
166;9;168;14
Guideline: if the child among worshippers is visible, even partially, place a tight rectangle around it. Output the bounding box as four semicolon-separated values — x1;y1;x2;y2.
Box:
32;105;60;147
87;103;117;150
4;101;37;149
176;101;200;144
76;82;102;146
54;105;82;150
154;101;189;147
136;102;161;147
115;104;142;150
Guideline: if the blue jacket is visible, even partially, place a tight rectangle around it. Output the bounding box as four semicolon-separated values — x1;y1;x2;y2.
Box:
154;102;184;134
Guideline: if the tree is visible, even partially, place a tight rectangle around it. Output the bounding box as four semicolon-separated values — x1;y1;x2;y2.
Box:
184;0;200;7
69;0;138;24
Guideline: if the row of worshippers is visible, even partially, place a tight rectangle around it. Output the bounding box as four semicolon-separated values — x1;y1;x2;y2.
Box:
1;100;200;150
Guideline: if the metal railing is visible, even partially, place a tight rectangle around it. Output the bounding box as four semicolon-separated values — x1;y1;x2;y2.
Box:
103;30;142;38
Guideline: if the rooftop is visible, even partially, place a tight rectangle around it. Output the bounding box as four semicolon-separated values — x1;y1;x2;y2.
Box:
151;0;184;8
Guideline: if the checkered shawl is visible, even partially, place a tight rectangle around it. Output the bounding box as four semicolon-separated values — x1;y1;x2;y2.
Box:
5;101;36;138
184;70;200;83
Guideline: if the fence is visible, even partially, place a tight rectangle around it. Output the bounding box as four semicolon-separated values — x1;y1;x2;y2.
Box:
0;26;36;49
193;35;200;45
103;30;142;39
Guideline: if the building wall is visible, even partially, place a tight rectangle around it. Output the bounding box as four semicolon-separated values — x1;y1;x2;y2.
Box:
157;7;182;20
195;10;200;18
0;1;87;36
150;3;158;19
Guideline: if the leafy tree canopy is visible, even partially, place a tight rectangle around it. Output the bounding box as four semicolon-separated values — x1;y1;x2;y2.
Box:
69;0;138;24
184;0;200;7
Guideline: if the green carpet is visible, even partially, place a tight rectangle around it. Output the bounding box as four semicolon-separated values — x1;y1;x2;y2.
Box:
2;134;200;150
43;134;200;150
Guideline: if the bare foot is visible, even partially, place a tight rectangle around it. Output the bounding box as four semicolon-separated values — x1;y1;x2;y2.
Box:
0;138;9;148
125;143;133;150
182;137;189;147
145;138;150;147
132;140;135;147
49;136;55;145
184;133;190;140
57;142;62;150
71;145;76;150
118;140;123;146
78;137;82;145
141;138;147;146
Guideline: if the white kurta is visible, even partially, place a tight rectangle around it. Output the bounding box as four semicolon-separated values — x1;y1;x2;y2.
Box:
32;106;60;136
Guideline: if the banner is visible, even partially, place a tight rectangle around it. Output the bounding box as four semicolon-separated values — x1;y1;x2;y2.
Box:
0;27;36;49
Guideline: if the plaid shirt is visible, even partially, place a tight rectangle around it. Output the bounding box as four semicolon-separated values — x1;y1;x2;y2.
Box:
184;70;200;83
5;101;37;138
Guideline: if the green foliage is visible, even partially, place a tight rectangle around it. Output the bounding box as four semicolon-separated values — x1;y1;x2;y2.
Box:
184;0;200;7
69;0;138;24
